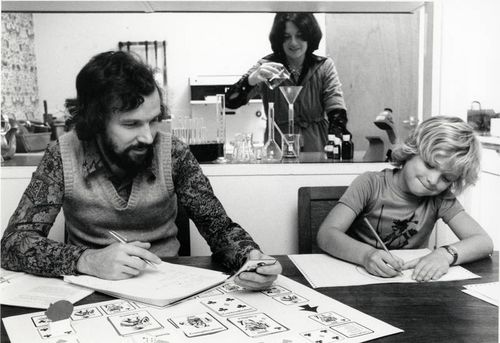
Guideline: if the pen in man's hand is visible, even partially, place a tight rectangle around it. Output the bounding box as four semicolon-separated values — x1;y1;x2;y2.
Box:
362;217;403;275
108;230;158;270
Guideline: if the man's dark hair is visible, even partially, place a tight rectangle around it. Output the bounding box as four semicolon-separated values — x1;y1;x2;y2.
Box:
269;13;323;57
65;51;166;141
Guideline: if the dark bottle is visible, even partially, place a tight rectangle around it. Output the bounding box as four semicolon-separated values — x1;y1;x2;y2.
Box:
341;134;354;160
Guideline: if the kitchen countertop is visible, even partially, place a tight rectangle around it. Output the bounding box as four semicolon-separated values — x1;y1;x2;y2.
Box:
478;135;500;152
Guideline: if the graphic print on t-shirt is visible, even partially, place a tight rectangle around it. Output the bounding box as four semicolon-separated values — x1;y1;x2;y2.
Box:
377;209;419;249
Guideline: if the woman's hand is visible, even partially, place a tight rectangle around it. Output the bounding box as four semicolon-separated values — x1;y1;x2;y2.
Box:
402;249;451;282
362;249;404;278
248;62;285;86
234;250;282;290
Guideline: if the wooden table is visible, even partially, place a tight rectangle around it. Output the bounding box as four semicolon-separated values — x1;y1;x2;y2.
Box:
1;253;498;343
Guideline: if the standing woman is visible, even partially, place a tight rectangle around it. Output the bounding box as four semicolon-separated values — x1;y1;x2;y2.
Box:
226;12;348;152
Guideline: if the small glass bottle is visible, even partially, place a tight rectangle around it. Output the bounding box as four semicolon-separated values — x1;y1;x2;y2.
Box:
324;134;335;159
333;137;341;160
325;134;340;160
341;134;354;160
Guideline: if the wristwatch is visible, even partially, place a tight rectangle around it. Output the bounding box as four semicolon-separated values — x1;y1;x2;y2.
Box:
441;245;458;266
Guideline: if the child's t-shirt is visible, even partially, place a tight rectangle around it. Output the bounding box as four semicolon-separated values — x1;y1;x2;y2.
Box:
339;168;464;249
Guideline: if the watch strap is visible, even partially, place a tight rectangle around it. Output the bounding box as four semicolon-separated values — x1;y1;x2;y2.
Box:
441;245;458;266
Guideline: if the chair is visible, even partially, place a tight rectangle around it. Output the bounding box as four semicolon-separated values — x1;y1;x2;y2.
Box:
297;186;348;254
175;201;191;256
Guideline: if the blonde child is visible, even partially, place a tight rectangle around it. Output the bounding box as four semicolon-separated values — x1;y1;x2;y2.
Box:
317;116;493;281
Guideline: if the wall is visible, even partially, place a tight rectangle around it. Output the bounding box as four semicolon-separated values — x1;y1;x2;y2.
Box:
1;13;40;121
436;0;500;118
326;12;419;151
32;13;325;122
432;0;500;249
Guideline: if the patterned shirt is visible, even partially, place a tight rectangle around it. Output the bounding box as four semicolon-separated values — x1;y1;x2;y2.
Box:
1;136;260;276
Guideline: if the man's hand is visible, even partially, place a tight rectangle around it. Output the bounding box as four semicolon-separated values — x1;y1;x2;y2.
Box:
76;241;161;280
234;250;282;290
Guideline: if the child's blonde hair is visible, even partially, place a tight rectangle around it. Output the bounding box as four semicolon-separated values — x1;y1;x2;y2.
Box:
391;116;481;195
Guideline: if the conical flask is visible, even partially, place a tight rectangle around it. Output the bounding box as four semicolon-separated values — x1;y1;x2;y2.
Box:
263;102;282;162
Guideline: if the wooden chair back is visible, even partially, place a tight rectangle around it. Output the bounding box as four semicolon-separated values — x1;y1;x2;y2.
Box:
176;202;191;256
298;186;348;254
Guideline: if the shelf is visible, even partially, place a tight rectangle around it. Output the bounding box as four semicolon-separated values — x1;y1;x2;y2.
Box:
2;1;426;14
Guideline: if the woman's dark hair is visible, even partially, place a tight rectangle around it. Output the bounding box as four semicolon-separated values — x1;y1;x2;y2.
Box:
65;50;166;141
269;13;322;57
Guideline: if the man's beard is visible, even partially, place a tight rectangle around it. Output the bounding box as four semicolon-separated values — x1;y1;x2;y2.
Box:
102;135;154;174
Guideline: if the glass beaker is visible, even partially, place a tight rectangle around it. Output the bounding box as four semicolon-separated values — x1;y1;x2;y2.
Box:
282;133;301;160
279;86;303;134
264;66;291;90
262;102;282;162
214;94;228;163
232;133;254;163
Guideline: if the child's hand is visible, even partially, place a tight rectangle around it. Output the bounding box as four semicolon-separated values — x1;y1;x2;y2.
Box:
402;250;450;282
362;249;404;278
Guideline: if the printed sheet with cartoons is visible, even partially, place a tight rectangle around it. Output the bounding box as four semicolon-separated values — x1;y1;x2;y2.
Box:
2;275;403;343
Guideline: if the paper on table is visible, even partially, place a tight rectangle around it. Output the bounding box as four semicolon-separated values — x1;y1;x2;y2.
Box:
0;269;25;286
289;249;480;288
3;274;403;343
462;282;498;306
0;268;93;309
64;261;229;307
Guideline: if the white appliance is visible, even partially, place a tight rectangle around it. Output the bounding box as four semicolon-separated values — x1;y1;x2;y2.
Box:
189;75;266;146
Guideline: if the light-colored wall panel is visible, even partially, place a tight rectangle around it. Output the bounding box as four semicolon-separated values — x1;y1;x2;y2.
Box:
325;13;419;152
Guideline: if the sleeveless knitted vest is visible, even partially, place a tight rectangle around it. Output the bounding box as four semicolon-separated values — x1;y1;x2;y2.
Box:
59;131;180;258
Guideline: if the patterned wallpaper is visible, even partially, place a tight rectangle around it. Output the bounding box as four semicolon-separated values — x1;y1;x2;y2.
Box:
1;13;39;121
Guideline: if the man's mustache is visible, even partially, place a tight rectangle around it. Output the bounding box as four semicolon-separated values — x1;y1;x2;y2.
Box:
127;143;152;151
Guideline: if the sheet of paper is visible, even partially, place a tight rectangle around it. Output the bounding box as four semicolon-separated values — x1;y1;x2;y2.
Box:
3;275;403;343
0;269;26;288
64;261;229;305
0;268;93;309
289;249;481;288
462;282;498;306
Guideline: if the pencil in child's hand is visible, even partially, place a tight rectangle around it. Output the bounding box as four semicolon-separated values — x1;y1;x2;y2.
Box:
362;217;403;274
363;218;391;255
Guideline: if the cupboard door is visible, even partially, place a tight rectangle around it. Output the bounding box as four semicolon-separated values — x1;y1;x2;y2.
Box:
326;13;419;152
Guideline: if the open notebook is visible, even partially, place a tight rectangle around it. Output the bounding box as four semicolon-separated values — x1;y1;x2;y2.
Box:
64;262;229;307
289;248;481;288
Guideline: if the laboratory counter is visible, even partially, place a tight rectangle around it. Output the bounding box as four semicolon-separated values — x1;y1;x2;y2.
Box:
1;151;383;167
1;151;389;255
